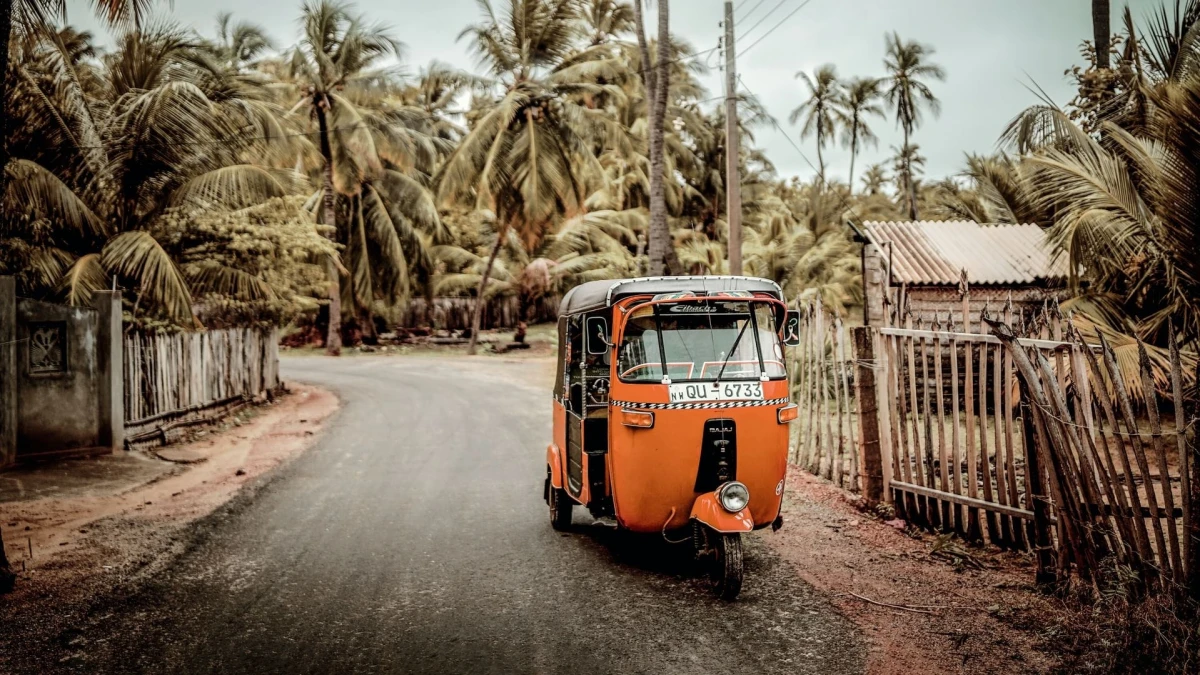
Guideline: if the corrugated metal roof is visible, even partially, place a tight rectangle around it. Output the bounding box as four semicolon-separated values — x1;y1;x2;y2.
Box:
862;220;1067;286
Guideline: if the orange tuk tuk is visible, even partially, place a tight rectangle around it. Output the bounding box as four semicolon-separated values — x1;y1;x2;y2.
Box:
544;276;801;599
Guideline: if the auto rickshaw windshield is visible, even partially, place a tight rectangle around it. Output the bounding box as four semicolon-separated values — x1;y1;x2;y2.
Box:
617;301;786;382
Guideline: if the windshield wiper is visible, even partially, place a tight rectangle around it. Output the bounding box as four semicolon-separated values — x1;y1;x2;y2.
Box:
712;320;751;385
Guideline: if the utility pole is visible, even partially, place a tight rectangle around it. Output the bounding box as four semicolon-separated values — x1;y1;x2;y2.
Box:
723;1;743;276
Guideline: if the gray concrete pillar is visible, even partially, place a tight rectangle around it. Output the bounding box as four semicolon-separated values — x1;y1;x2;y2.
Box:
93;290;123;452
0;277;15;468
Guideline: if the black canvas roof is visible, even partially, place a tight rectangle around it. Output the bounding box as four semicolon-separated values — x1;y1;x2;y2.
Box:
558;276;784;316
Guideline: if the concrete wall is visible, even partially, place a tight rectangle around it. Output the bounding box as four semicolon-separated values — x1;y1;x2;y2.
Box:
15;298;101;456
0;278;122;467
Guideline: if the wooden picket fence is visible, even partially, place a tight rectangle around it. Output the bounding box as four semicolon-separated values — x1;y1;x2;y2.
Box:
790;298;859;491
123;328;280;437
834;285;1200;594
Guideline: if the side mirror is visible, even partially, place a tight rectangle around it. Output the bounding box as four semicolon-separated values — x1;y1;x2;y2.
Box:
782;310;802;347
586;316;611;355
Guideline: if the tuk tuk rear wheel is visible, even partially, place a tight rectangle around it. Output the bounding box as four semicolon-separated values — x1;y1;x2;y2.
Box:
548;469;573;531
710;532;743;601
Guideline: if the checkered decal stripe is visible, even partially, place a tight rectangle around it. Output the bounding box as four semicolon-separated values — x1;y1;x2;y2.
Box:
611;398;789;410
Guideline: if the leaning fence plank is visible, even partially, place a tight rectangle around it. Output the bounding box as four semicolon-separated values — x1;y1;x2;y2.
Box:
1081;337;1157;574
1070;341;1139;570
950;331;965;534
906;316;928;524
1102;335;1172;582
1016;370;1058;585
1171;324;1198;595
1139;342;1184;586
1003;301;1025;549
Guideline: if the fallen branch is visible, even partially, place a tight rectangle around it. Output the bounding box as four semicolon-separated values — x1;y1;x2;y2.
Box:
836;592;935;614
836;592;986;614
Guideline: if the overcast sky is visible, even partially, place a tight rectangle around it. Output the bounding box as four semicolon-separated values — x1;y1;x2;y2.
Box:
64;0;1160;185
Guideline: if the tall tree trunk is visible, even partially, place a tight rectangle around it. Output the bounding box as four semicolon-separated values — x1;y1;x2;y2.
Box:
640;0;675;276
316;102;342;356
1092;0;1110;70
815;129;825;189
2;0;12;222
466;225;509;356
902;129;918;220
848;130;858;195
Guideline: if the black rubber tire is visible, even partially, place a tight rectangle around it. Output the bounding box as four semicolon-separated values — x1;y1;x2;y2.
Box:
711;532;744;601
548;469;573;531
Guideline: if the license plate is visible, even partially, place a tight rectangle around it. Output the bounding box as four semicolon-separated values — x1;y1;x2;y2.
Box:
668;381;763;403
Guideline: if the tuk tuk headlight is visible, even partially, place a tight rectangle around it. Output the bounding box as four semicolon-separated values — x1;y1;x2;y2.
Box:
717;481;750;513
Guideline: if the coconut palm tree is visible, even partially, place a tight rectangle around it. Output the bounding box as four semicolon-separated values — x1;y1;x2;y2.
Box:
835;76;884;194
789;64;843;188
581;0;634;45
860;163;888;195
286;0;403;354
440;0;615;354
632;0;676;275
4;22;299;320
882;32;944;219
890;142;925;208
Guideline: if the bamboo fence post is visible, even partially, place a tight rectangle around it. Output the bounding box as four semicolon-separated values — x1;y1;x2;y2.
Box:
804;304;818;470
907;312;928;524
893;331;917;520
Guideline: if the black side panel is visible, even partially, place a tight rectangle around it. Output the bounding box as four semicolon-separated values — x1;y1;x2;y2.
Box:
695;418;737;492
566;412;584;496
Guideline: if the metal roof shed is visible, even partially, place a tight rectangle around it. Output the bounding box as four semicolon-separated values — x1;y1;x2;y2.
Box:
859;221;1067;326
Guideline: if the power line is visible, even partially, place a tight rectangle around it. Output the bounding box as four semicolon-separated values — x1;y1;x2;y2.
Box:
738;0;813;59
736;0;790;46
737;74;820;177
735;0;769;24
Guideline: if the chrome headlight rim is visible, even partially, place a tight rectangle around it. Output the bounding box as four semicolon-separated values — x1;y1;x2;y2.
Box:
717;481;750;513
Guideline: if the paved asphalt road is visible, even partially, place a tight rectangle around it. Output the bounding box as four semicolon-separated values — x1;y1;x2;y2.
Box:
64;356;864;675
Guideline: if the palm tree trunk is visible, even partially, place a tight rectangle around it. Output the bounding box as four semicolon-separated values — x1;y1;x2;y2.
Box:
644;0;674;276
1092;0;1110;70
902;128;918;220
316;102;342;356
466;225;509;356
848;131;858;196
815;131;825;189
1;0;12;217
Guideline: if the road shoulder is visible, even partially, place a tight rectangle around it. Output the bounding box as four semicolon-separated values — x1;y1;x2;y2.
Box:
0;384;338;672
768;469;1055;675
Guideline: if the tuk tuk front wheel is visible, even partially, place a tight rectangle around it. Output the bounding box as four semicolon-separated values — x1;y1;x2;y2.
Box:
710;532;743;601
548;468;573;531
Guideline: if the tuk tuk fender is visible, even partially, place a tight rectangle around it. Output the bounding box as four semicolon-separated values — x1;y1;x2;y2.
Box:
689;492;754;533
546;444;564;490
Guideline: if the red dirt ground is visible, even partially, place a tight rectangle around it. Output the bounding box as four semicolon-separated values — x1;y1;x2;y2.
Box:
768;469;1057;675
